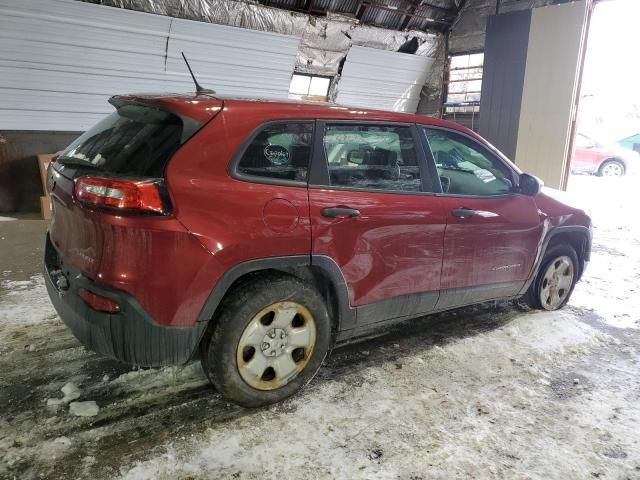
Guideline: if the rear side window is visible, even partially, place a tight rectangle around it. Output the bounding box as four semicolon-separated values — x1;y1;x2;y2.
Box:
59;104;188;177
237;123;313;183
324;124;424;192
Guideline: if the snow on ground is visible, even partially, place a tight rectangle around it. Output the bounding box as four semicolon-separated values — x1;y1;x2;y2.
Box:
1;175;639;479
0;275;58;329
0;216;16;222
121;312;619;480
568;175;640;329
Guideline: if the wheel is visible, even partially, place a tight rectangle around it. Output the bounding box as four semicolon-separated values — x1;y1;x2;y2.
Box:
524;244;579;311
201;274;332;407
598;159;625;177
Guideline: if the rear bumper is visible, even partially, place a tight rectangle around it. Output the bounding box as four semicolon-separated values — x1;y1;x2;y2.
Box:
44;234;206;367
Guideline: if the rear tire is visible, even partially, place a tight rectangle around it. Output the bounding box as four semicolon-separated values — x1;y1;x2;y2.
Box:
201;274;332;408
524;244;579;311
597;159;625;177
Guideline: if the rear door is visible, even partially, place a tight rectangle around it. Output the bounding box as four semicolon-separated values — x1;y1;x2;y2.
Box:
421;126;544;309
308;121;446;326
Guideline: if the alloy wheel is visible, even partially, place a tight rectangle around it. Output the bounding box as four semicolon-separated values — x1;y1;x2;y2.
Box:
601;162;623;177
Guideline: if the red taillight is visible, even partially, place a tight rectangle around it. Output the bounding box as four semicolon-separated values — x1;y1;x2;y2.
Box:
74;176;167;214
78;288;120;313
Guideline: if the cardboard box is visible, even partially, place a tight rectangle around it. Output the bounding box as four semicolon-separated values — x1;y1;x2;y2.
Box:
40;196;52;220
37;154;55;220
37;154;54;195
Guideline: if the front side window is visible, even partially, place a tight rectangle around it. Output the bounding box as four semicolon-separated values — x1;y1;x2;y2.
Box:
424;128;513;196
324;124;424;192
237;123;313;183
575;134;595;148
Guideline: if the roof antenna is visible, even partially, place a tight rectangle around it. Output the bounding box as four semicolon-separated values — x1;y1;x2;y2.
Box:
181;52;216;95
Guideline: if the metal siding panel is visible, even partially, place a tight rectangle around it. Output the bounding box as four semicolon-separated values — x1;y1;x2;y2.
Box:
515;1;588;189
166;18;299;98
478;10;531;160
335;46;434;113
0;0;299;131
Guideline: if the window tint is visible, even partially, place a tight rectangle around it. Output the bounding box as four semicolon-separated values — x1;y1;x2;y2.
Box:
59;104;187;177
424;128;513;196
237;123;313;182
324;124;424;192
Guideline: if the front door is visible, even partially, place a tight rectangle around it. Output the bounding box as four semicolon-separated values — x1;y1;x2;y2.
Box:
421;127;544;309
572;134;600;173
309;122;446;325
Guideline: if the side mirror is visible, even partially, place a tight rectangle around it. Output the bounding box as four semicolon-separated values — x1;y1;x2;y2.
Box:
519;173;543;196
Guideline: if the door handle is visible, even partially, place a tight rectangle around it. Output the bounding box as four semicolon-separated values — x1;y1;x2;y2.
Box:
321;207;361;219
452;207;480;219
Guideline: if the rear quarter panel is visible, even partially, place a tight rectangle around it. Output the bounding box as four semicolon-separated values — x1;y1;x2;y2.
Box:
165;102;312;275
49;172;221;327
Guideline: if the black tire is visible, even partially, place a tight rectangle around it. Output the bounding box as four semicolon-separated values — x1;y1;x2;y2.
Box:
597;159;625;177
524;244;579;311
201;274;332;408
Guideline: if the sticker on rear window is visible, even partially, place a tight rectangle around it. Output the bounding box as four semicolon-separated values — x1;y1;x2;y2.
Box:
264;145;289;166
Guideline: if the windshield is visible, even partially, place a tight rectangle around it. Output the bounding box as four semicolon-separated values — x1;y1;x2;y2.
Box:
59;104;186;177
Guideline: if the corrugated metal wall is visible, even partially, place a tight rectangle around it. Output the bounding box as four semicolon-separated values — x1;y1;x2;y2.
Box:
0;0;300;131
478;10;531;160
335;46;434;113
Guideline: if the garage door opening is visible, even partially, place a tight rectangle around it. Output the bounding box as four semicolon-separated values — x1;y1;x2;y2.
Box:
569;0;640;181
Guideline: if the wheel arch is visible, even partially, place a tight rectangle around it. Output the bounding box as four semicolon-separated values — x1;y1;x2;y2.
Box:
598;156;626;174
547;229;591;278
194;256;354;355
520;225;592;295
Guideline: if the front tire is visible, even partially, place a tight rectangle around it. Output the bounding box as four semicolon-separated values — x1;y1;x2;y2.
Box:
201;274;332;407
524;244;579;311
598;159;625;177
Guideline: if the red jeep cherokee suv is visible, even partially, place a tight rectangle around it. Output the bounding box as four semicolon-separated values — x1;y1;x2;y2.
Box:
45;93;592;407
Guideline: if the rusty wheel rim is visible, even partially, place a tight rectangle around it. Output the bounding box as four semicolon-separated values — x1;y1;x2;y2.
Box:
540;255;574;310
236;301;316;391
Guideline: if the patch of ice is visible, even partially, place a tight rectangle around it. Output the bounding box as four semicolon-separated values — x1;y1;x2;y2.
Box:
69;401;99;417
111;363;207;393
46;382;82;407
38;436;72;461
46;398;65;407
61;382;81;402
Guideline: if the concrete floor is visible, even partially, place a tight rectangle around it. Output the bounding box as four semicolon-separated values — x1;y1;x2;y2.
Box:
1;175;639;479
0;219;48;284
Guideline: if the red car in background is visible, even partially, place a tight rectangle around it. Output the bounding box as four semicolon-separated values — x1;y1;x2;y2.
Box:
45;93;592;407
572;133;637;177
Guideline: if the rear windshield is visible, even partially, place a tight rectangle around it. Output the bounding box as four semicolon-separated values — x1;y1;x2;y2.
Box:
59;104;188;177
